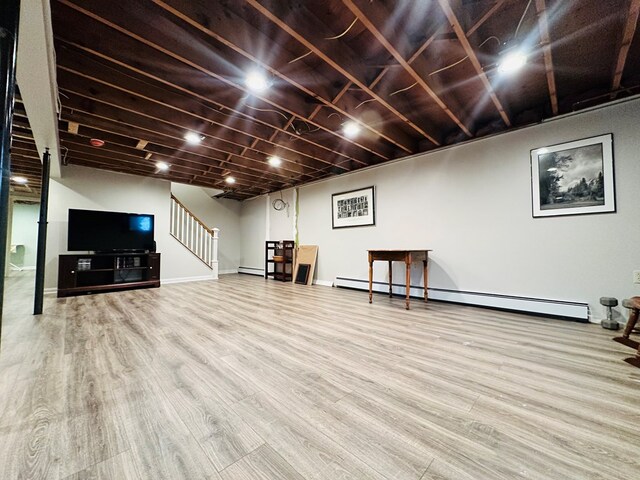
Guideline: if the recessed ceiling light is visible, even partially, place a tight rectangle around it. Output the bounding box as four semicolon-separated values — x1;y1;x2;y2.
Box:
268;155;282;167
11;176;28;184
225;176;236;184
245;70;270;93
343;121;361;139
156;161;170;171
498;50;527;74
184;132;203;145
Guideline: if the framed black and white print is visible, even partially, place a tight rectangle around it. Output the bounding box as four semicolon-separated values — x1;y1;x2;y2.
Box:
530;134;615;217
331;186;375;229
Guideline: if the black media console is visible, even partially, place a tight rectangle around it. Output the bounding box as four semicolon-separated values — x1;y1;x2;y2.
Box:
57;252;160;297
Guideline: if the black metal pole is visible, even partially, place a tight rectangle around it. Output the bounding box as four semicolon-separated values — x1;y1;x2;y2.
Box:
0;0;21;342
34;149;50;315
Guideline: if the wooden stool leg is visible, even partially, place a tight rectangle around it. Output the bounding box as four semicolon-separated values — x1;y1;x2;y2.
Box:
622;308;639;339
368;255;373;304
423;259;428;303
405;260;411;310
388;261;393;297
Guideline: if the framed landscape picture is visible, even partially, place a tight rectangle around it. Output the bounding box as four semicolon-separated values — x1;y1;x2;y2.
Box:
530;134;615;217
332;186;375;229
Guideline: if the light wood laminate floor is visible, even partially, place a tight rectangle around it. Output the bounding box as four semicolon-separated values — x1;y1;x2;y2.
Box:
1;271;639;479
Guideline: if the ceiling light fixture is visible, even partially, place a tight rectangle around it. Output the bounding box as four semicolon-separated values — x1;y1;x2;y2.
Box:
11;176;28;184
225;176;236;184
156;161;170;171
184;132;203;145
90;138;105;147
498;49;527;74
245;70;270;93
268;155;282;167
343;121;361;138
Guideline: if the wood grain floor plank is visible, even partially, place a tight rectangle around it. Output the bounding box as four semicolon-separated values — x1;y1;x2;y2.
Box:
1;272;639;479
62;450;142;480
219;444;305;480
232;392;388;480
164;384;264;471
114;378;222;479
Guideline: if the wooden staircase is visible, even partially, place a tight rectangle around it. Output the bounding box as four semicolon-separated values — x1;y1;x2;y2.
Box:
170;194;219;278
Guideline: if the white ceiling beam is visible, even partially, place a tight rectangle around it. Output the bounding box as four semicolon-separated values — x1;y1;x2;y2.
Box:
16;0;62;177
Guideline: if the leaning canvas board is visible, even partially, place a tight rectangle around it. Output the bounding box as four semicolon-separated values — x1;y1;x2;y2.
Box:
294;245;318;286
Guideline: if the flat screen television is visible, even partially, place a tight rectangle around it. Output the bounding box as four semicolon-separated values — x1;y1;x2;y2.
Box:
67;208;155;252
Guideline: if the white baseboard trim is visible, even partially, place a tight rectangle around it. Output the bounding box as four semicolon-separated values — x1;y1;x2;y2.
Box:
334;277;589;321
313;279;333;287
44;287;57;296
219;269;239;275
162;275;218;285
238;266;265;277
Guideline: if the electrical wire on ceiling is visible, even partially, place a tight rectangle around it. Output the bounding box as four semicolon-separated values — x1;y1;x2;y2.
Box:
390;82;417;96
384;36;504;100
514;0;533;40
57;91;70;120
355;98;376;109
289;50;312;64
243;104;289;121
424;36;500;79
61;145;69;166
325;17;359;40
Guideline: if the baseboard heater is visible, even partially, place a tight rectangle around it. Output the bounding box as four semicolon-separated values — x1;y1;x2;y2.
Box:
334;277;589;321
238;266;265;277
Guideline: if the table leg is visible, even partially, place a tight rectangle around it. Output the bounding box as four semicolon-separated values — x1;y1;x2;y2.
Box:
388;261;393;297
423;259;429;303
368;258;373;304
405;259;411;310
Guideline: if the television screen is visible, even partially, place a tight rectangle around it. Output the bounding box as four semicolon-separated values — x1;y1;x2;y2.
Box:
68;209;155;252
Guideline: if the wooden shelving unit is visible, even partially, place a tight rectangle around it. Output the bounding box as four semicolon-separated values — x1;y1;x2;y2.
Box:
265;240;294;282
57;253;161;297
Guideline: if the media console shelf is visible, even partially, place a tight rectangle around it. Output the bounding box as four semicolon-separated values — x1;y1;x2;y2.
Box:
57;253;160;297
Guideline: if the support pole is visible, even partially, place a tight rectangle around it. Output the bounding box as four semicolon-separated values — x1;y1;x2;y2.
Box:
0;0;21;341
34;149;51;315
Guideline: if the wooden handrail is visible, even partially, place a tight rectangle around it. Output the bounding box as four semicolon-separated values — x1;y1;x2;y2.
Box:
171;194;213;235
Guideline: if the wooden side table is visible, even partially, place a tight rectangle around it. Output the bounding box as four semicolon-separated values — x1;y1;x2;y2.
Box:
367;249;432;310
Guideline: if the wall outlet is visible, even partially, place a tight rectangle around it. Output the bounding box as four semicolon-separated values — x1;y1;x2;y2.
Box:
634;270;640;284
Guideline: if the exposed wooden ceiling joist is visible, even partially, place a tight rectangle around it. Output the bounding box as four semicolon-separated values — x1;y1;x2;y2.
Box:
245;0;443;147
57;0;391;163
341;0;473;137
29;0;639;199
152;0;418;155
435;0;512;127
535;0;559;115
612;0;640;92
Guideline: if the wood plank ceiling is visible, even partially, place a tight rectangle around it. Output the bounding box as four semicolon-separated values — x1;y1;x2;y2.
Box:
12;0;639;200
10;90;43;196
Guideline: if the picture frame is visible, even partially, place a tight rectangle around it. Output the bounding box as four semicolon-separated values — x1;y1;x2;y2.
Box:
331;186;375;229
530;133;615;218
294;264;311;285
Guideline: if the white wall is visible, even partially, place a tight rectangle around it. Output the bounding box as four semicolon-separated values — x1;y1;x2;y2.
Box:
241;98;640;320
10;202;40;268
267;189;296;242
170;183;241;274
239;195;268;274
46;165;213;290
